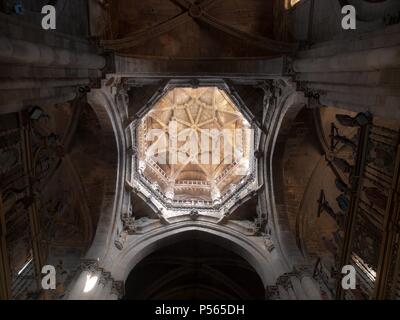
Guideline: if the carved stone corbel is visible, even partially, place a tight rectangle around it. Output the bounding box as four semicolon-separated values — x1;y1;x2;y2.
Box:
296;82;325;108
80;260;99;273
111;281;124;299
217;209;230;225
122;214;136;235
265;285;280;300
276;273;294;291
98;271;111;288
261;225;275;252
189;210;199;221
114;230;127;250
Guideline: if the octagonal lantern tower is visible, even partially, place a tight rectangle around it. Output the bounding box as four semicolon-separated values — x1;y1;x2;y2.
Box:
128;83;260;219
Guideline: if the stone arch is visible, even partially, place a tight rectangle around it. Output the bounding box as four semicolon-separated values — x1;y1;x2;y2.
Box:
111;222;281;288
79;88;128;261
259;82;308;269
266;92;355;268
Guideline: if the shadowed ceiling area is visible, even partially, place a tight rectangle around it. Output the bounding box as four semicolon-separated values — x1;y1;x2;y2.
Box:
123;239;265;300
100;0;288;58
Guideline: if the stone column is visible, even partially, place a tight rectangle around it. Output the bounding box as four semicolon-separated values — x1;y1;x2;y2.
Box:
290;275;308;300
0;195;11;299
301;276;324;300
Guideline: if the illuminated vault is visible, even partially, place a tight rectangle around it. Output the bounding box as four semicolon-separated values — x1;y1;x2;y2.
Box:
128;85;259;218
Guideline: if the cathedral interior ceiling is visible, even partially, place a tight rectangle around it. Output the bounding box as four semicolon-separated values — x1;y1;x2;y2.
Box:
2;0;400;302
99;0;292;58
129;84;260;218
